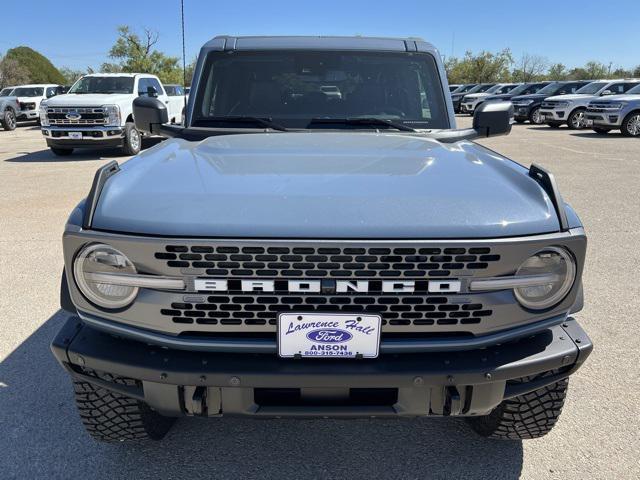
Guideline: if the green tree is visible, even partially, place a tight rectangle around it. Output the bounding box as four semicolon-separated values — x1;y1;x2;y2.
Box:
59;67;87;85
547;63;568;80
512;53;549;83
583;61;609;79
0;55;31;88
445;49;513;83
102;26;183;84
3;46;65;84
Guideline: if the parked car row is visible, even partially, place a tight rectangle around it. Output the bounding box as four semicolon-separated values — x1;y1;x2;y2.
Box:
450;78;640;136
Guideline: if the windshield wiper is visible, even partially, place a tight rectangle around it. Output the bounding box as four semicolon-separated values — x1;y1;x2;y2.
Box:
203;116;288;131
309;117;416;132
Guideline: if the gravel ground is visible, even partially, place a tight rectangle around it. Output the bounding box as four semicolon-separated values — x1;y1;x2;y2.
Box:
1;119;638;479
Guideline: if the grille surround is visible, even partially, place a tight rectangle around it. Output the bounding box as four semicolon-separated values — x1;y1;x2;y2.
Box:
63;231;587;341
47;106;106;125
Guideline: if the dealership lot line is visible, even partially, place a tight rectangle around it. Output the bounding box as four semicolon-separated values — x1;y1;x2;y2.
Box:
1;119;638;479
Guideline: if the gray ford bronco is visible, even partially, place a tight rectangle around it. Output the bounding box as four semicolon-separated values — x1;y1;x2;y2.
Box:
52;36;592;443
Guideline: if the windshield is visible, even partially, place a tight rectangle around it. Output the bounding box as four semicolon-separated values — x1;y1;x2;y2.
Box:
484;84;506;94
576;82;608;95
0;87;14;97
13;87;44;97
194;51;449;129
69;76;134;94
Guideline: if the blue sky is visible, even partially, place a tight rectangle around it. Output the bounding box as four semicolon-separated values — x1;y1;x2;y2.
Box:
1;0;638;71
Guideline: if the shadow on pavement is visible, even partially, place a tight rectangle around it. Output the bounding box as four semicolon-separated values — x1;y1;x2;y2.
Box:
569;132;624;138
4;138;164;163
0;311;524;479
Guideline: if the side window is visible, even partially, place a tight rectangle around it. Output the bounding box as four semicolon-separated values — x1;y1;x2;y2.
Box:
175;86;184;95
148;78;165;96
137;78;150;96
621;83;639;93
605;83;631;95
165;86;175;96
46;87;58;98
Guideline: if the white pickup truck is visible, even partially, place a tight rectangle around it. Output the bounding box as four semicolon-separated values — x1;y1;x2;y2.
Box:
39;73;184;156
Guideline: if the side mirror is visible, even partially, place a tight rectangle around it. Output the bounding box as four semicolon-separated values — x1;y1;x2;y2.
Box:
472;101;513;138
601;90;613;96
133;96;168;134
147;86;158;98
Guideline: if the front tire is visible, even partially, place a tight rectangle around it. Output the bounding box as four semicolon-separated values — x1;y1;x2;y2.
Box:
529;107;543;125
73;374;174;443
467;375;569;440
567;108;586;129
621;112;640;137
122;122;141;155
2;109;17;131
50;147;73;156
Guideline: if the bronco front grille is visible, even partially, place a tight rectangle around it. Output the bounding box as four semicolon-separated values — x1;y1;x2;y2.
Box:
47;106;106;125
155;245;500;279
160;294;492;328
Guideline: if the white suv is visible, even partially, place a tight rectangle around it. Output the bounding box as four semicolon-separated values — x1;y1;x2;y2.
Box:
40;73;178;156
539;79;640;129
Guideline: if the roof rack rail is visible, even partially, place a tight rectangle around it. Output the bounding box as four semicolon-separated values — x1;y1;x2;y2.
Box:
529;164;569;231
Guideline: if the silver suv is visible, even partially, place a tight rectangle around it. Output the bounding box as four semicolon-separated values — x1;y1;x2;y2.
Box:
540;79;640;129
585;83;640;136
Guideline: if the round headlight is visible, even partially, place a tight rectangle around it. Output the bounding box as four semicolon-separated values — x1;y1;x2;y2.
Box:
514;247;576;310
73;243;138;309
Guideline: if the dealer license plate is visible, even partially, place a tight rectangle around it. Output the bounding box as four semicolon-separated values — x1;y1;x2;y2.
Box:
278;313;381;359
68;132;82;140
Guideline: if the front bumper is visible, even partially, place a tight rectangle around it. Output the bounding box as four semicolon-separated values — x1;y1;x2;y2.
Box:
460;102;477;113
585;110;623;127
513;105;533;119
51;315;592;418
17;109;38;120
539;109;567;123
42;126;124;149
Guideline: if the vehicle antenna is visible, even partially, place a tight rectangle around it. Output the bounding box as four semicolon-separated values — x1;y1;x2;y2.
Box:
181;0;187;116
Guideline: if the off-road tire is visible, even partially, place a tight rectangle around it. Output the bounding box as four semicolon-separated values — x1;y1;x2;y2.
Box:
621;111;640;137
73;374;174;443
466;375;569;440
50;147;74;156
122;122;142;155
2;108;17;130
567;108;586;130
592;127;611;134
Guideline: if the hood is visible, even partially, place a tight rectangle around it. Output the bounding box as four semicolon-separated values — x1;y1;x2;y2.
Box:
590;94;639;103
44;93;133;106
92;132;560;238
511;93;549;101
544;94;594;102
463;93;489;100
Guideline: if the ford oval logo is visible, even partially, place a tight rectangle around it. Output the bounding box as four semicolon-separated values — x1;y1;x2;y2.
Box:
65;112;82;121
306;329;353;344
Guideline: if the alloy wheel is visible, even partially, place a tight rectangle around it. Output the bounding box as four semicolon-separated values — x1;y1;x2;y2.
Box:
627;114;640;136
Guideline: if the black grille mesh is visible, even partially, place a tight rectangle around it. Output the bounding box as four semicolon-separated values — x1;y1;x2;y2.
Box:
155;245;500;279
160;294;492;328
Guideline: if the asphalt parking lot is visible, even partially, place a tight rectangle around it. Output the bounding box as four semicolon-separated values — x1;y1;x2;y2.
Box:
1;118;638;479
